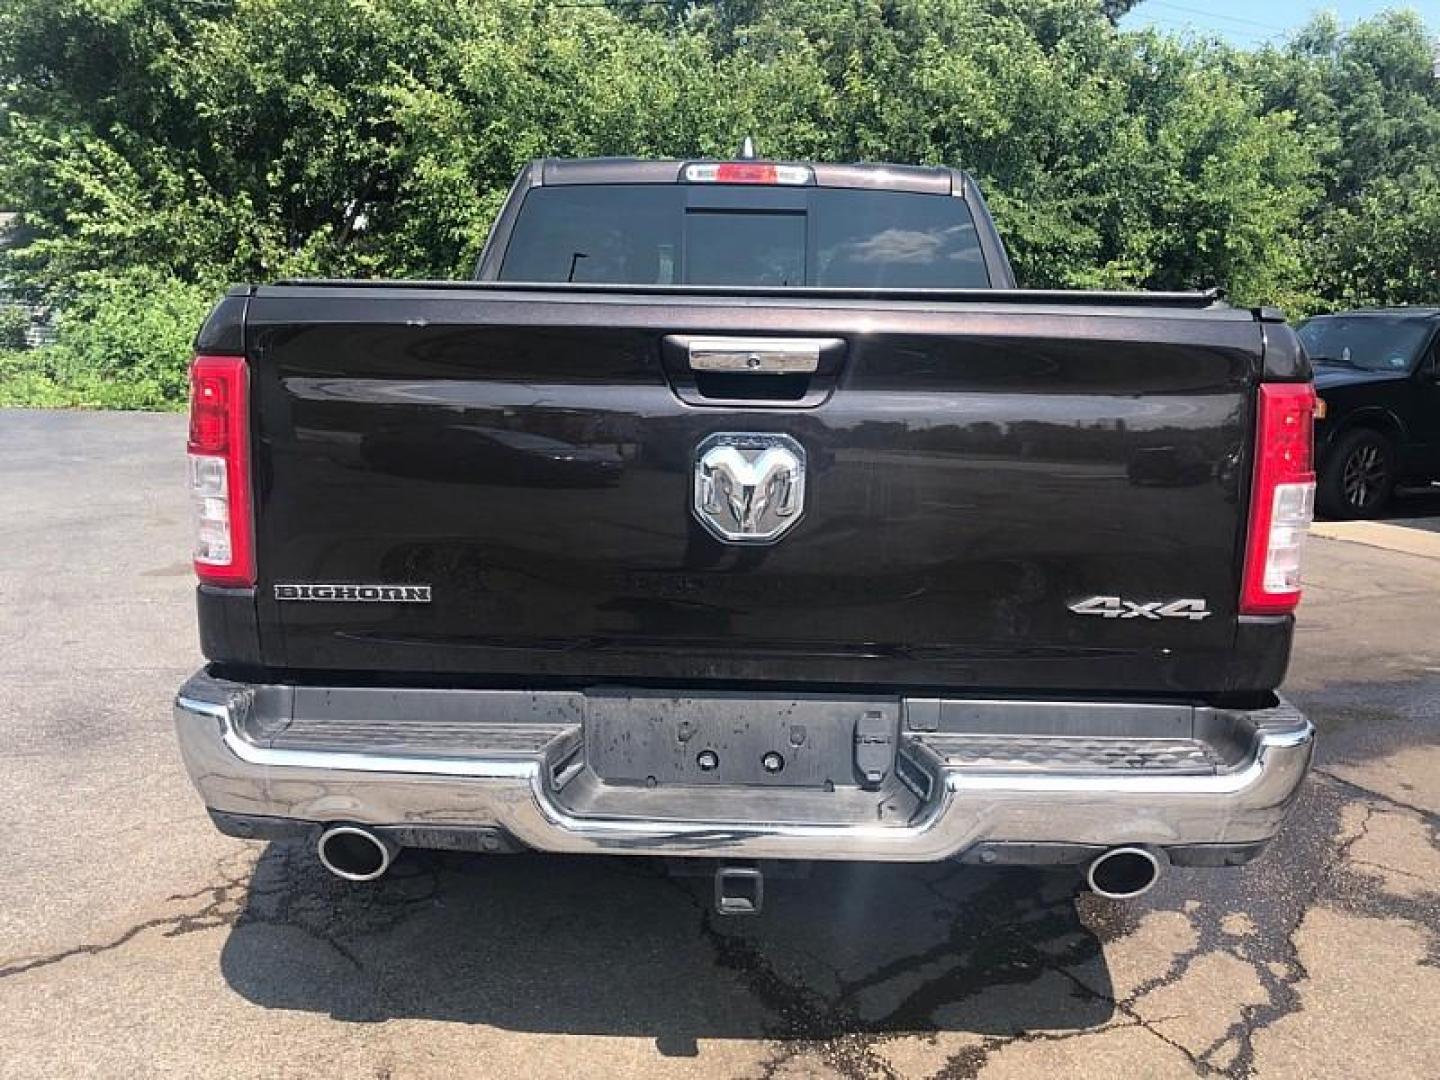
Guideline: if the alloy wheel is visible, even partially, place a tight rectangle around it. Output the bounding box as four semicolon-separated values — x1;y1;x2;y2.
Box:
1341;443;1387;511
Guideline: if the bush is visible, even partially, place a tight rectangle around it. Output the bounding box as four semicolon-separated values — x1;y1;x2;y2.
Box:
0;347;83;407
0;304;32;350
0;274;215;409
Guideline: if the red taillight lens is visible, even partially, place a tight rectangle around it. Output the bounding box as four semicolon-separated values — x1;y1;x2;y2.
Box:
716;162;778;184
682;162;813;185
1240;383;1316;615
187;355;254;587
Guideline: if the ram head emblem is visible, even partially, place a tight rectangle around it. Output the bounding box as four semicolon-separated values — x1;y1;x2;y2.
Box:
693;433;807;543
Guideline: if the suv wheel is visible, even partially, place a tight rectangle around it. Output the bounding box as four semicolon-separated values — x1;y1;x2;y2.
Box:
1320;429;1395;519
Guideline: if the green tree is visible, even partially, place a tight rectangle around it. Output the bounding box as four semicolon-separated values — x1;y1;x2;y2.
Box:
0;0;1435;409
685;1;1317;299
1252;11;1440;308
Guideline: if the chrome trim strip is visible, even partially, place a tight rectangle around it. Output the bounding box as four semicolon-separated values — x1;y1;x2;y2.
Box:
686;337;834;374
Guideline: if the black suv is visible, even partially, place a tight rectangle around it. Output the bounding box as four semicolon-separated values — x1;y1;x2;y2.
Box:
1298;308;1440;518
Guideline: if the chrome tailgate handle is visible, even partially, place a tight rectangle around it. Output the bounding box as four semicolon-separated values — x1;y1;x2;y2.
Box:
687;337;835;374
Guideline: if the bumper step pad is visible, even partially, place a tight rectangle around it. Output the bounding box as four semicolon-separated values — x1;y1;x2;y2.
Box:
915;733;1225;775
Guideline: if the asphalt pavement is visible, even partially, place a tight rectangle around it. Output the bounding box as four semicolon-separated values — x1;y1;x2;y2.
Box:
1;409;1437;1079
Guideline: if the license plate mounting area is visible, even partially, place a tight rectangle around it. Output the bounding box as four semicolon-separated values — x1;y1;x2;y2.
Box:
583;692;900;789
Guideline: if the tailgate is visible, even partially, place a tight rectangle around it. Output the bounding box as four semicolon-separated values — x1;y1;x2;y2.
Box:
246;285;1263;695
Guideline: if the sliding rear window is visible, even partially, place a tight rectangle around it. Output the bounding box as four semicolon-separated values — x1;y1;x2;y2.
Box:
496;184;990;288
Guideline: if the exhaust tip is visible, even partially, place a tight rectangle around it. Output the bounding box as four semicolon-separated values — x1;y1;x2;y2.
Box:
317;825;394;882
1086;846;1163;900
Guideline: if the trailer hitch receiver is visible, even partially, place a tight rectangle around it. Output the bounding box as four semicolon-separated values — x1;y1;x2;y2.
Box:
715;864;764;915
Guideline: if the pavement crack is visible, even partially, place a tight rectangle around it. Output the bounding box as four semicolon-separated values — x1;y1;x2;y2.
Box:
988;914;1217;1077
0;868;253;981
1314;768;1439;824
662;873;905;1080
701;912;902;1080
0;914;206;981
1349;858;1435;884
0;845;378;984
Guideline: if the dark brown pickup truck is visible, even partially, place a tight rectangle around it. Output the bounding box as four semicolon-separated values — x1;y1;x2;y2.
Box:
174;155;1316;911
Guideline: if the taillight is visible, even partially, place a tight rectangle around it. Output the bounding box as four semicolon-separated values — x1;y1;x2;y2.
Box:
187;355;254;587
1240;382;1316;615
682;162;813;185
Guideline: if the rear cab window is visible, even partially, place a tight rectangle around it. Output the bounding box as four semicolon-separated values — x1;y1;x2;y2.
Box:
497;184;991;288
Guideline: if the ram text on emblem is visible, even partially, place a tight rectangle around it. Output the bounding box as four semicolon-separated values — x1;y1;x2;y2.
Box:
693;433;806;543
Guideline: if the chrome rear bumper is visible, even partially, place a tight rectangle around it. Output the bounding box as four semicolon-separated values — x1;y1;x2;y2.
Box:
174;670;1313;863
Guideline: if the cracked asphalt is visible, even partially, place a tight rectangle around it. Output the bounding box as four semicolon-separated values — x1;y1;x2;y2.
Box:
2;409;1437;1079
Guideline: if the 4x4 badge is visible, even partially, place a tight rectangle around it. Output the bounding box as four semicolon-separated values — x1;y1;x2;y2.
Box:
1068;595;1212;621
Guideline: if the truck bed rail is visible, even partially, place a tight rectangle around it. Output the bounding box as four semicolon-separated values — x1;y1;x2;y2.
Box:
266;279;1232;311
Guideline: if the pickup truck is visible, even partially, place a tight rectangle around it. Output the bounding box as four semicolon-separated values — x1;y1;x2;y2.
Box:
174;155;1317;910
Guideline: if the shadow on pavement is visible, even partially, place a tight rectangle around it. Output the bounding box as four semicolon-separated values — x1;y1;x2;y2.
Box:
219;847;1116;1050
1378;484;1440;526
1314;485;1440;525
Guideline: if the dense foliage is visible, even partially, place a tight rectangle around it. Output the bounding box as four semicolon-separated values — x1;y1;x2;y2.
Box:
0;0;1436;407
